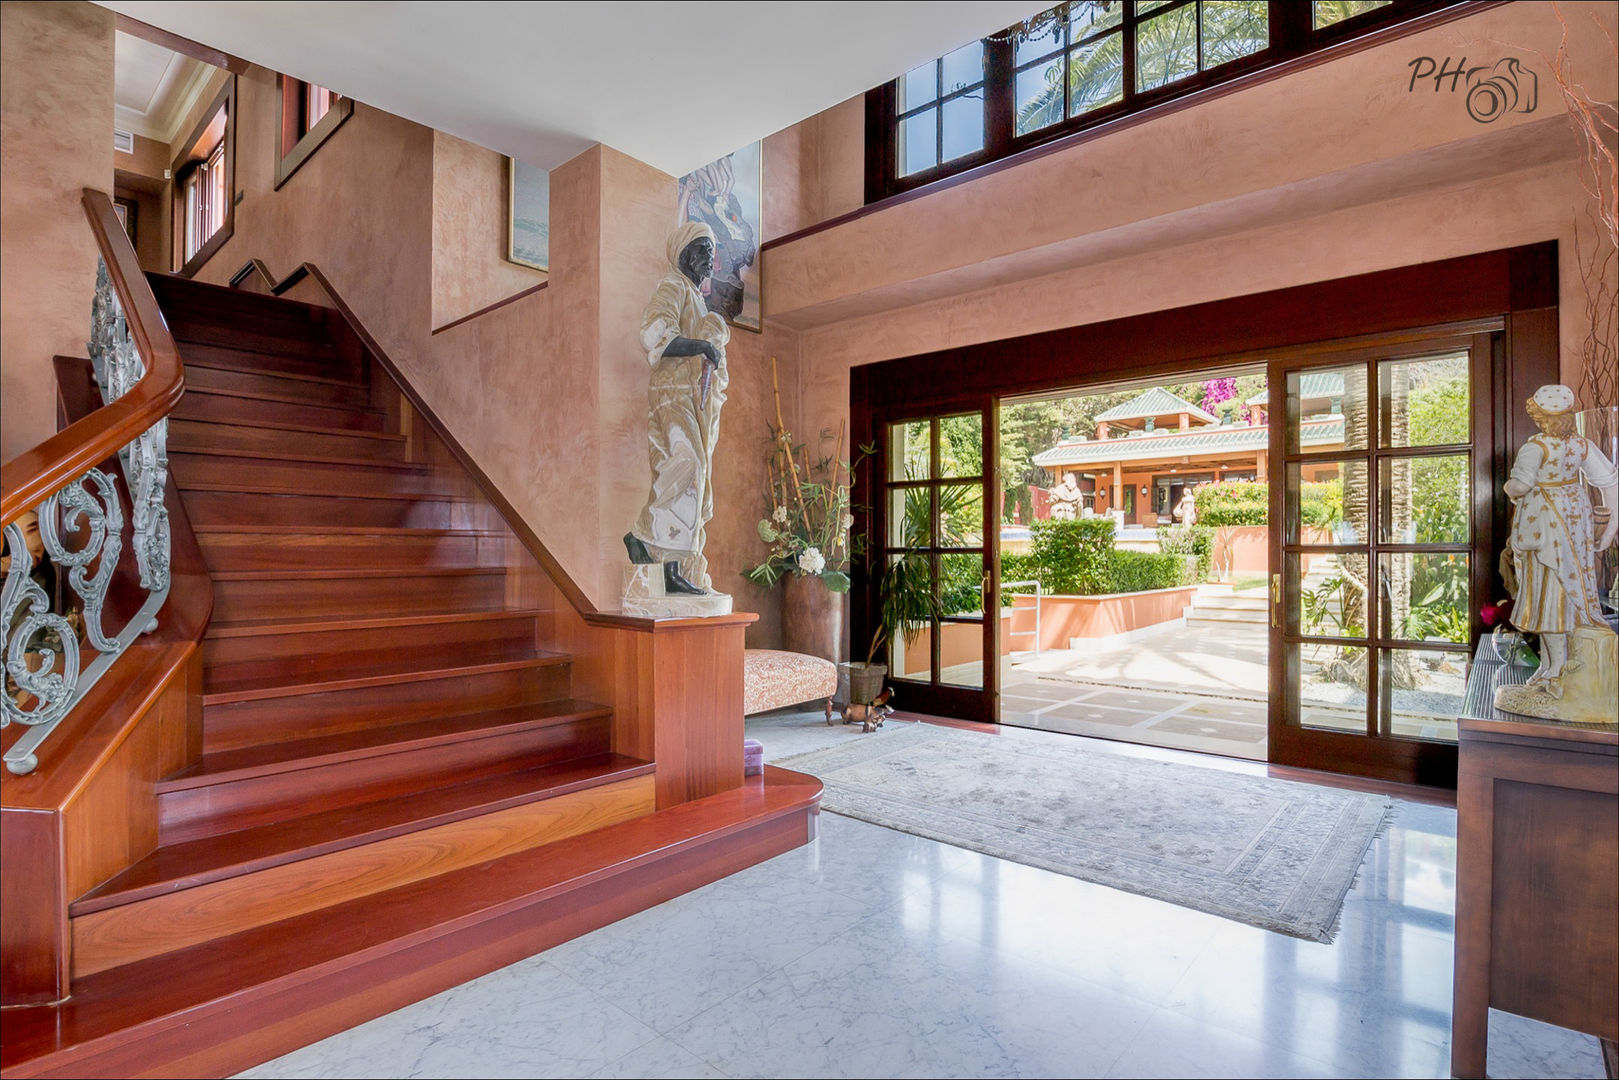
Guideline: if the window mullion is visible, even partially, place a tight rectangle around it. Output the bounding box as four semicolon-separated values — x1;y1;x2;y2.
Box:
984;36;1015;160
1123;2;1139;104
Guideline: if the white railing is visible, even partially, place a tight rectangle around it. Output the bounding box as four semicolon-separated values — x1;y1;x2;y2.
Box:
1002;579;1043;657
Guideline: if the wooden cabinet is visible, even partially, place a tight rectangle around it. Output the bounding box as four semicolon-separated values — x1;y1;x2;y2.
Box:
1451;659;1619;1079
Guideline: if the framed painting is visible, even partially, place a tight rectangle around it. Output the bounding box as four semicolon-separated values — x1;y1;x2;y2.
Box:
506;158;549;272
679;141;761;332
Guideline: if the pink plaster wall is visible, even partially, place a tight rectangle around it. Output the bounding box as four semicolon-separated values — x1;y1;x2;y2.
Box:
760;3;1617;450
430;132;546;330
0;0;114;463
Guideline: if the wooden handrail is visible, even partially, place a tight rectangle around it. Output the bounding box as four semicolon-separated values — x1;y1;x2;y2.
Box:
1;189;184;523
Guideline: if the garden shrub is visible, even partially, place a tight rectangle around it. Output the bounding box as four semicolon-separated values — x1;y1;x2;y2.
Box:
1157;525;1213;583
1195;480;1268;526
1028;517;1114;594
1299;478;1343;530
1107;550;1189;593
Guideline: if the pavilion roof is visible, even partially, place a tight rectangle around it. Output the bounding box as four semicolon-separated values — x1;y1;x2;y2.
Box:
1033;415;1343;468
1093;387;1219;425
1246;371;1345;406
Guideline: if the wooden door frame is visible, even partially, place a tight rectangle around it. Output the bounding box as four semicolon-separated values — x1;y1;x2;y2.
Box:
850;243;1557;781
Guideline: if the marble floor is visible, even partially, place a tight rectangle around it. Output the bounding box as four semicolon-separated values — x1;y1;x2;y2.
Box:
240;713;1604;1080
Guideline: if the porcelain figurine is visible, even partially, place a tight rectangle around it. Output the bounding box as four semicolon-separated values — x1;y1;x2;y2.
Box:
1494;385;1619;723
621;221;732;617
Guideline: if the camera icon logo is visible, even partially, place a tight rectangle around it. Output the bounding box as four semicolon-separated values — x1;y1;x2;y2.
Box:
1466;57;1538;124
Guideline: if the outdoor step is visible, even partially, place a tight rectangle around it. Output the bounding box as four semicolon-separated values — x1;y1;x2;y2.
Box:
1190;595;1268;611
156;701;615;845
1186;607;1267;624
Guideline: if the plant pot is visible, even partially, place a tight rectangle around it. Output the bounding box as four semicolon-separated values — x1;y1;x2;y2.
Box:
841;661;887;706
781;573;843;663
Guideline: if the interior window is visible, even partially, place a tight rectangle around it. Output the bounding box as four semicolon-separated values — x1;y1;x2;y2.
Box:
171;79;234;275
277;77;352;187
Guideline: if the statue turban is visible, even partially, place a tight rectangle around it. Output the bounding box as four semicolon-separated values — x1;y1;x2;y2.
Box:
667;221;716;272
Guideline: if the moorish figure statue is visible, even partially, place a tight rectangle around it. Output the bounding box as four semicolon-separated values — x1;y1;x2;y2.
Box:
1048;473;1083;521
622;221;732;616
1494;384;1619;723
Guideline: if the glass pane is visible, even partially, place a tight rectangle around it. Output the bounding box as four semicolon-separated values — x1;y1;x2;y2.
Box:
1070;0;1124;39
940;553;986;688
941;42;984;94
1016;57;1066;135
1015;13;1064;65
899;61;937;112
941;95;984;162
1379;352;1470;448
889;420;931;481
1201;1;1268;68
1138;0;1174;11
1069;33;1125;116
888;553;933;681
1379;454;1469;544
1380;553;1470;643
1314;0;1392;30
938;483;985;548
887;487;929;550
1287;364;1367;453
897;110;937;177
1292;641;1368;734
1292;550;1369;638
1287;460;1367;545
1379;648;1463;742
1136;4;1198;91
937;413;983;479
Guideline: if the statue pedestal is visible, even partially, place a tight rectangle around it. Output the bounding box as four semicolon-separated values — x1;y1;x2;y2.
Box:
1493;626;1619;724
622;565;733;619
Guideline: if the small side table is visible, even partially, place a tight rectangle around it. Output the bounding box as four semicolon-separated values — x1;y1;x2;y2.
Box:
1451;657;1618;1078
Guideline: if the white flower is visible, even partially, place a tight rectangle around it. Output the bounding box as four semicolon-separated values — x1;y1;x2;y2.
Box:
840;512;854;532
798;547;826;575
772;505;789;524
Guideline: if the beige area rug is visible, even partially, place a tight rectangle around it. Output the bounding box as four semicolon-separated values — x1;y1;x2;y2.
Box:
778;723;1391;942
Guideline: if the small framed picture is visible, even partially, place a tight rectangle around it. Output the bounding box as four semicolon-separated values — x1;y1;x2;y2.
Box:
506;159;549;272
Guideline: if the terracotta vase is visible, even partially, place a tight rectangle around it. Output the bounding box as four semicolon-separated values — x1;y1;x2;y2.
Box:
781;573;843;663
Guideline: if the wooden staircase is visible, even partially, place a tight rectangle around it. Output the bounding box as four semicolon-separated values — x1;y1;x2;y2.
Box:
0;271;819;1078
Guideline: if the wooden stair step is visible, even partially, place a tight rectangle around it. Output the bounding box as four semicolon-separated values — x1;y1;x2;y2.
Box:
203;644;568;705
172;446;439;473
148;271;335;332
211;566;510;621
169;417;405;462
201;607;542;674
174;387;387;432
155;704;618;845
180;489;487;529
195;526;503;571
76;740;634;914
173;453;461;503
0;769;820;1079
71;755;657;978
169;320;341;361
184;359;370;404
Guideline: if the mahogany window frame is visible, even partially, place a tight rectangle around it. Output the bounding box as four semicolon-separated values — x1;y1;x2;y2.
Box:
866;0;1473;204
275;75;353;189
171;75;236;279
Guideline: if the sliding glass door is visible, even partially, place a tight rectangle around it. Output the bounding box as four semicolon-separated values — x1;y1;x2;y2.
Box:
874;404;999;722
1268;333;1495;783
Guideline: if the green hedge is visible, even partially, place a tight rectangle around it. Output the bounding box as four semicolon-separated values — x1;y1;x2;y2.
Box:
1029;517;1114;594
1195;480;1268;527
1157;525;1212;583
999;518;1198;597
1108;549;1191;593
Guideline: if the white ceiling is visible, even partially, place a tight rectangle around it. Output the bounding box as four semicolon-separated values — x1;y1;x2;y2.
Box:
114;29;215;141
97;1;1049;176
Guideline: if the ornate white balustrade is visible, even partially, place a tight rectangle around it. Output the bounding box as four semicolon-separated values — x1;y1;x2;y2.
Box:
2;261;171;775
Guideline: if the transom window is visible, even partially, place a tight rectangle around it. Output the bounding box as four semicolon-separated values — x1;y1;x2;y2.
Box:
869;0;1464;201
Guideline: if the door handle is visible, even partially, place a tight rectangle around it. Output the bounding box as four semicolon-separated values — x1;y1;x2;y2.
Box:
1271;573;1282;630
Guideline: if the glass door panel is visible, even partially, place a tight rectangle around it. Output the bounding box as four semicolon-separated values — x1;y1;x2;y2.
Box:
874;406;998;722
1269;338;1487;783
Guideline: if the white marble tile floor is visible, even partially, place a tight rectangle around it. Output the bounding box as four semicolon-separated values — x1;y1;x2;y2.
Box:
238;712;1605;1080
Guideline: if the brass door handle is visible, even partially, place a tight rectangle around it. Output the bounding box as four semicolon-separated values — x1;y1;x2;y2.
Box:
1271;573;1282;630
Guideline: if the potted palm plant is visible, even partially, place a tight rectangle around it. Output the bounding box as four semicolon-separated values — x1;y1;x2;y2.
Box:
844;550;945;705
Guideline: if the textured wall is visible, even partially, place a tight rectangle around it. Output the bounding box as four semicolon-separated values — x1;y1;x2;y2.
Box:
759;1;1619;445
0;0;114;462
430;131;546;330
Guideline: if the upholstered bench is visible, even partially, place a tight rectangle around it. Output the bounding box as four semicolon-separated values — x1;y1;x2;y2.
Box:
743;649;838;720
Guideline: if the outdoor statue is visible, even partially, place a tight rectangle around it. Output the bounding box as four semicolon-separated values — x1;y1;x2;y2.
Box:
622;221;733;617
1494;384;1618;724
1048;473;1084;521
1175;487;1198;528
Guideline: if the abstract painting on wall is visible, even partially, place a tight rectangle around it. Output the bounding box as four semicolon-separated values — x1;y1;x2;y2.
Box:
506;158;549;272
679;141;761;332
